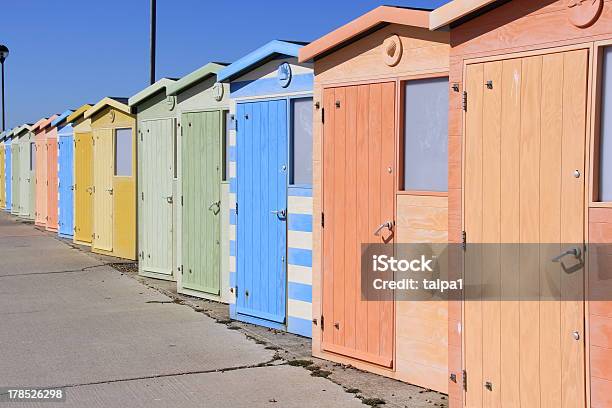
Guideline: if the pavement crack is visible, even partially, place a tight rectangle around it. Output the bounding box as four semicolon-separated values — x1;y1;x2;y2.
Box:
0;264;107;278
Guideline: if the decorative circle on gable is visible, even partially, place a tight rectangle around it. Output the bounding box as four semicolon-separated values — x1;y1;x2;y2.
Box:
109;110;116;123
166;95;176;111
382;35;403;67
568;0;602;28
213;82;224;101
277;62;292;88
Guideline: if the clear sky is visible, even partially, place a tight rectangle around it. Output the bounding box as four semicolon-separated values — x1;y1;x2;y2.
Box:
1;0;448;129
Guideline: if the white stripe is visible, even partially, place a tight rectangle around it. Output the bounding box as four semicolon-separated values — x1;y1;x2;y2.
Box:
288;196;312;215
229;162;236;178
288;299;312;320
229;256;236;272
288;230;312;250
288;264;311;285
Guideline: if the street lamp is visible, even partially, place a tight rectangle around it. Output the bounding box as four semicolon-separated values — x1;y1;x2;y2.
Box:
0;44;9;132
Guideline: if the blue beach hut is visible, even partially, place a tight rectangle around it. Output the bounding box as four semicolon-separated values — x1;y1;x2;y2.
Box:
52;110;75;238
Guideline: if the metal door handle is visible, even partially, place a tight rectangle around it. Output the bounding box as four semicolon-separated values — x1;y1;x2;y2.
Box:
374;221;394;236
105;188;113;195
208;201;220;211
86;187;93;194
270;209;287;218
166;196;173;204
552;247;581;262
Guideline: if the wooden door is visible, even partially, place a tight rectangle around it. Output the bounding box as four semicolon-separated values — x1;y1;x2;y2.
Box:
20;139;31;217
321;83;395;368
11;143;20;214
35;139;47;225
5;143;12;210
181;111;221;294
236;100;287;323
0;146;5;208
46;138;58;230
140;118;174;276
58;134;74;237
74;132;93;244
93;129;113;252
463;50;588;408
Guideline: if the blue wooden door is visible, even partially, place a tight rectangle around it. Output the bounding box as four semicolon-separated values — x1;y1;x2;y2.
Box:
236;100;288;324
58;133;74;237
5;142;11;211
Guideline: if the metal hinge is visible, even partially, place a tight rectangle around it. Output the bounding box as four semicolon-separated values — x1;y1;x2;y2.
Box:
462;231;467;251
235;202;238;215
321;212;324;228
321;108;325;124
180;265;183;275
320;315;325;331
462;91;468;111
141;192;144;200
181;196;183;206
462;369;468;391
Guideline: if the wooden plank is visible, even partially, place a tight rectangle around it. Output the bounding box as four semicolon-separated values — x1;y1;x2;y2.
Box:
74;132;93;244
499;57;522;407
333;87;346;348
538;52;564;408
92;128;113;251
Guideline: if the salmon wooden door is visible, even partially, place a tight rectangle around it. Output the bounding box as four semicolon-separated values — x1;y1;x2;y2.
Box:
35;140;47;225
93;129;113;252
321;83;395;368
140;119;174;277
182;111;221;294
74;132;93;244
236;100;287;323
46;139;58;230
463;50;588;408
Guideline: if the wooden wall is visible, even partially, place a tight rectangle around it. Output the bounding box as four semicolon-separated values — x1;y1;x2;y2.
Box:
312;23;450;392
448;1;612;406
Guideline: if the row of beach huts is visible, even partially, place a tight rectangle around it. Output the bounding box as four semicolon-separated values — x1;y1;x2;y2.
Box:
2;1;612;406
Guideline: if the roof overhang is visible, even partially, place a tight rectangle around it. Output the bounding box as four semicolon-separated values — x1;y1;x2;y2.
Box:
14;124;33;138
299;6;430;62
429;0;504;30
84;97;130;119
65;104;93;124
128;78;176;107
217;40;307;83
40;115;59;131
51;109;75;128
167;63;227;96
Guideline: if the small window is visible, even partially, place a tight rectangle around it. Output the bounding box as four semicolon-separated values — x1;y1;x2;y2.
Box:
290;97;313;185
30;142;35;171
222;110;231;181
114;128;132;176
403;77;449;192
599;47;612;201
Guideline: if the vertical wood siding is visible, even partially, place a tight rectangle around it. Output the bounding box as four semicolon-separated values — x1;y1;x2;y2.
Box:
45;137;58;231
10;142;20;215
58;129;74;238
34;135;46;225
5;141;12;211
92;128;113;252
0;145;5;208
74;131;93;244
19;135;32;218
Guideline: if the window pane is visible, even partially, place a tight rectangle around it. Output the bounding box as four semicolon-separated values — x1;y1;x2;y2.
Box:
600;47;612;201
403;77;449;192
223;111;230;181
30;142;35;171
291;98;313;185
114;128;132;176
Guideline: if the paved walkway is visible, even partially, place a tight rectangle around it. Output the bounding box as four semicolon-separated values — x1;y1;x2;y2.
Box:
0;212;363;408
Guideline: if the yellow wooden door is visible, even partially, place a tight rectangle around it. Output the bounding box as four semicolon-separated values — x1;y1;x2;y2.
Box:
74;132;93;244
463;49;587;408
93;129;113;252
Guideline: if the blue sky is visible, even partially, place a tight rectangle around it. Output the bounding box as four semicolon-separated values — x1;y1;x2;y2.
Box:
1;0;447;129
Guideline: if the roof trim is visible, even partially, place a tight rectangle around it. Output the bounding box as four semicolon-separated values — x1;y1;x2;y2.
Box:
14;124;33;137
51;109;75;128
65;104;93;124
217;40;306;83
299;6;430;62
429;0;500;30
167;63;227;96
40;115;59;130
128;78;176;107
84;97;130;119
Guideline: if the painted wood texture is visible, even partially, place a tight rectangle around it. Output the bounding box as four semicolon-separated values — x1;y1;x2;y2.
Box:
93;128;113;252
11;142;20;215
236;100;288;324
46;137;58;231
19;135;33;218
321;83;395;368
0;145;5;208
463;50;587;408
181;111;221;294
74;131;93;244
4;142;10;211
139;118;174;277
58;131;74;237
34;134;47;226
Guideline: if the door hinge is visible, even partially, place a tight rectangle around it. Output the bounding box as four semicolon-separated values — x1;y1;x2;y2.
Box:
462;91;468;111
321;108;325;124
235;202;238;215
462;369;468;392
321;212;324;228
320;315;325;331
180;265;183;275
141;192;144;200
462;230;467;251
181;195;183;206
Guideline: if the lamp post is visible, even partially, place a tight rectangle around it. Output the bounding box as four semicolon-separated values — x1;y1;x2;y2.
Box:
0;44;8;132
150;0;156;85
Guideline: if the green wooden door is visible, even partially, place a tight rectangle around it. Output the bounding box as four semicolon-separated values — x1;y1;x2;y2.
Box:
139;118;174;276
181;111;221;294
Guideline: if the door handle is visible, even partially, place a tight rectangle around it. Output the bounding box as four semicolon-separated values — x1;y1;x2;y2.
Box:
105;188;113;195
86;186;93;194
208;201;220;211
374;221;394;236
270;209;287;218
166;196;173;204
552;247;581;263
